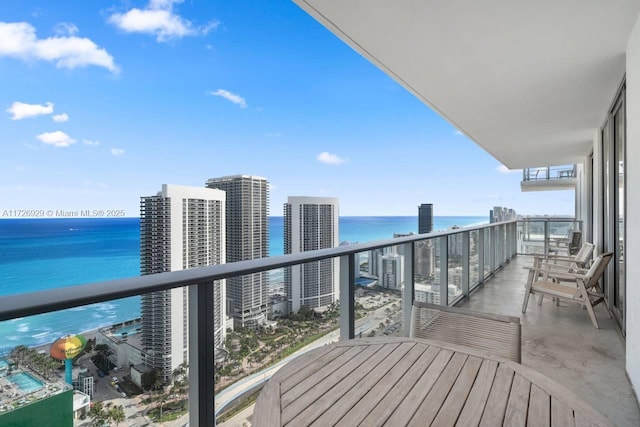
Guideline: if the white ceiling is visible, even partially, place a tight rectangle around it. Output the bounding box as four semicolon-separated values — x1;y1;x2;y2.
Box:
294;0;640;168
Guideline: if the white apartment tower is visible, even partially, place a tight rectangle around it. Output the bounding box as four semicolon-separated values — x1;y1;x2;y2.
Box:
206;175;269;328
284;196;339;313
380;253;404;290
140;184;225;381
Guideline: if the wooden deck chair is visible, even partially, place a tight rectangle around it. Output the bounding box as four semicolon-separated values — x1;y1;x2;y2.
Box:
524;242;595;303
410;301;521;362
522;252;613;328
549;230;582;256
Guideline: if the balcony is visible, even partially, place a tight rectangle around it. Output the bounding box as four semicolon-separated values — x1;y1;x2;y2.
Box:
0;220;637;426
520;165;578;192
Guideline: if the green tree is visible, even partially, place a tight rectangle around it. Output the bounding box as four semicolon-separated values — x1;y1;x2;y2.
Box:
88;401;106;426
94;344;113;368
172;362;189;397
108;405;125;426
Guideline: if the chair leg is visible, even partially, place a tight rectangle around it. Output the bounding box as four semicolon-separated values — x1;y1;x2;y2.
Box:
522;285;533;313
585;301;600;329
538;294;544;305
577;279;600;329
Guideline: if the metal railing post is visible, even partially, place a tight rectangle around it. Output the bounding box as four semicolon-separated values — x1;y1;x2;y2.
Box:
339;254;355;340
462;232;470;297
189;282;215;427
489;226;496;273
402;242;414;337
439;236;449;306
478;228;485;283
544;221;550;255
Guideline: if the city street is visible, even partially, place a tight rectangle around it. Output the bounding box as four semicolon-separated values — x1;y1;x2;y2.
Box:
214;294;402;420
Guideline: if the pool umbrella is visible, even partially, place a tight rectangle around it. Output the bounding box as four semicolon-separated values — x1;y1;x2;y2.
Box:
50;334;86;384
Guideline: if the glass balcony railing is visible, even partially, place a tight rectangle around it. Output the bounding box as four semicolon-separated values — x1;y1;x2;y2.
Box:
522;165;577;181
516;217;582;255
0;220;518;426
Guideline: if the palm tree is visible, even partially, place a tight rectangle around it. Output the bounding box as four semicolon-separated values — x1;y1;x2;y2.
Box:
94;344;113;369
88;401;106;426
108;405;125;426
172;362;189;398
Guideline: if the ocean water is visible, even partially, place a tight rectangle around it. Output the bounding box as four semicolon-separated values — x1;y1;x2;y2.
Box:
0;216;486;353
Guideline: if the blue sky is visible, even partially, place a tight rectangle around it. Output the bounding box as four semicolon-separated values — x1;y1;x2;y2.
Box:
0;0;574;217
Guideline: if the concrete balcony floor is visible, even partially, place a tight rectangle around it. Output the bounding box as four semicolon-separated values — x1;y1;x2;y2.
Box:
460;255;640;427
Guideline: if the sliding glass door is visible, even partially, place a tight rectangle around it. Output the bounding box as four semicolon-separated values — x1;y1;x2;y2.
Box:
602;86;626;333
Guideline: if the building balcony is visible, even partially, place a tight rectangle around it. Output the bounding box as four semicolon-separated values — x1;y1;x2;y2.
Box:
0;220;637;426
520;165;578;192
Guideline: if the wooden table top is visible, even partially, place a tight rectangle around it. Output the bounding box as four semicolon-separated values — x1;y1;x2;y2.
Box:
253;337;614;427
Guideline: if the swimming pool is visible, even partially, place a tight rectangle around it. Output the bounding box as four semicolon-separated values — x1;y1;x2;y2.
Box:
112;323;142;338
8;372;44;393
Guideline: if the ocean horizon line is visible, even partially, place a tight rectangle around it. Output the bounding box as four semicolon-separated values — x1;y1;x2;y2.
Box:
0;214;490;220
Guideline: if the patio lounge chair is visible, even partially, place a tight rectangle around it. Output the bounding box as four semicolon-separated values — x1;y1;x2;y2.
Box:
524;242;595;293
522;252;613;328
549;230;582;256
410;301;521;362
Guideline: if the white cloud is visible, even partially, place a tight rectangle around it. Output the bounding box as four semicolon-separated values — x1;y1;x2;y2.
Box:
496;165;520;174
6;101;53;120
0;22;118;72
317;151;347;165
111;148;125;156
108;0;218;42
54;22;78;36
454;130;464;136
52;113;69;122
209;89;247;108
36;131;76;147
82;139;100;146
266;132;282;137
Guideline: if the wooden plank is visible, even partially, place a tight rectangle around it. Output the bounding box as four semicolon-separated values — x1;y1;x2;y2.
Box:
278;345;348;392
527;384;550;427
508;361;614;426
282;343;395;425
430;356;484;427
406;352;470;426
344;344;443;427
309;341;419;426
503;373;531;427
479;363;515;426
573;413;600;427
328;344;437;426
551;396;575;427
370;350;455;426
281;345;365;406
253;380;280;427
456;359;499;427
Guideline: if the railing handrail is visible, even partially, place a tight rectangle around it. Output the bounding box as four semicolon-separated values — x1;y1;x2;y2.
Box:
0;220;514;322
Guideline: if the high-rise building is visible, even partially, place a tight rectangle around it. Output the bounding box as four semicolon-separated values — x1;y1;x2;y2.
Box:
140;184;225;381
206;175;269;328
490;206;517;223
418;203;434;234
379;253;404;290
415;240;434;279
284;196;339;313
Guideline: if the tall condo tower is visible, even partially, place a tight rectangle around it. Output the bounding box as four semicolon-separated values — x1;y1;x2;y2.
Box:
140;184;225;381
418;203;434;234
417;203;434;278
284;196;339;314
206;175;269;328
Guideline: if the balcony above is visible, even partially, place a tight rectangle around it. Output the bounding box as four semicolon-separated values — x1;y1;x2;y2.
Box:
520;165;577;192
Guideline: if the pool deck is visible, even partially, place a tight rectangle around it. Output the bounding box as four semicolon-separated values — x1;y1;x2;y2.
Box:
0;368;66;412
